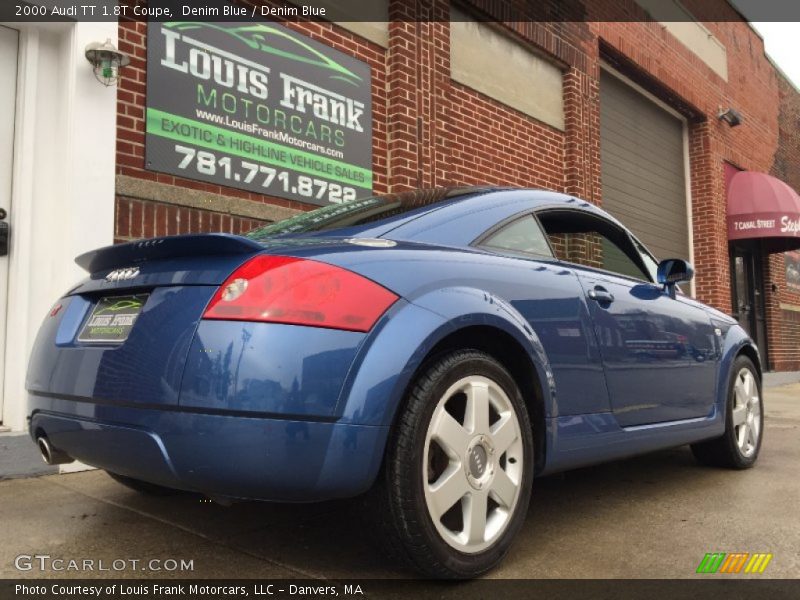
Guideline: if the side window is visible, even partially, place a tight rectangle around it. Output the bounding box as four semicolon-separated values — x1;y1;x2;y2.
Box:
600;238;646;280
479;214;553;258
634;239;660;282
537;210;652;281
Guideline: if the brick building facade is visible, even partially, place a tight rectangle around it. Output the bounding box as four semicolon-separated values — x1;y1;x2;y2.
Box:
113;0;800;370
767;72;800;370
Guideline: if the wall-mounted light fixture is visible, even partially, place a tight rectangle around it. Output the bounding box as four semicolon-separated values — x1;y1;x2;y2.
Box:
718;107;743;127
85;39;130;87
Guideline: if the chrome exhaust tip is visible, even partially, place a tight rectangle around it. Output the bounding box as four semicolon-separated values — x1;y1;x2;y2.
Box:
37;436;73;465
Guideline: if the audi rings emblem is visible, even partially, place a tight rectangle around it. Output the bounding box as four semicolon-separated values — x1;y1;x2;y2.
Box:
105;266;140;282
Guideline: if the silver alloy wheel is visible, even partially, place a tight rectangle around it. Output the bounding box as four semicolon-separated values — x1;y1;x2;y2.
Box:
422;375;524;554
732;368;761;458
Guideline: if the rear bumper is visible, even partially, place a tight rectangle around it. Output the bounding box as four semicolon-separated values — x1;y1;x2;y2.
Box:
28;394;388;502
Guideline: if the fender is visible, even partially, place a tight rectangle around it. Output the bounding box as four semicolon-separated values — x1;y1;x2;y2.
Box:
335;286;556;427
715;321;762;414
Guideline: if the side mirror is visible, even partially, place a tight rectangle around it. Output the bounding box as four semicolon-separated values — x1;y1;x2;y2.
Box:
657;258;694;298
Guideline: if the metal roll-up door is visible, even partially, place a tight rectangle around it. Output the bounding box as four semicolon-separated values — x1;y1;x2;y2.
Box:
600;70;689;263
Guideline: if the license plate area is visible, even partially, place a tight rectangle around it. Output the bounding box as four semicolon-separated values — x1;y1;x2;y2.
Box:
77;294;149;343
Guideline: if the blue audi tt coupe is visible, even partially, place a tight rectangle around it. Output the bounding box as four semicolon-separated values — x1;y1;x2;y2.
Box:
27;188;763;578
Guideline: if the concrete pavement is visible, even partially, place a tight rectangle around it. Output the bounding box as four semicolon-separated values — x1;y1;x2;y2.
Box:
1;384;798;580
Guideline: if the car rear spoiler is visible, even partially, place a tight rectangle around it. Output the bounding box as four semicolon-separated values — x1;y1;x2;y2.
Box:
75;234;264;273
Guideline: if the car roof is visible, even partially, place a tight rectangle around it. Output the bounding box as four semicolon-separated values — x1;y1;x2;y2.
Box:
376;187;625;247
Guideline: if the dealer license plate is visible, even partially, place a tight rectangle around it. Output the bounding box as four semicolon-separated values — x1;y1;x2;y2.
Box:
77;294;149;343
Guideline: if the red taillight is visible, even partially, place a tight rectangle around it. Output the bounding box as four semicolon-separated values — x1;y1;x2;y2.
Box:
203;255;398;332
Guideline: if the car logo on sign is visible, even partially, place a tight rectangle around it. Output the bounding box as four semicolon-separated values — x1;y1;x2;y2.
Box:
105;267;140;282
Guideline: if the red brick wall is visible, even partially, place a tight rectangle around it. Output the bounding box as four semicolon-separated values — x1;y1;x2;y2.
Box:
114;0;799;368
446;83;565;190
772;74;800;196
114;197;264;243
767;74;800;370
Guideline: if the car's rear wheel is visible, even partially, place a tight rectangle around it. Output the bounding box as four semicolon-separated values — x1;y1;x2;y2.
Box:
691;355;763;469
373;350;534;578
106;471;187;496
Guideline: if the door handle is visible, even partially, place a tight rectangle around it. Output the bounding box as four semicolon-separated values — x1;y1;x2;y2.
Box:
588;287;615;304
0;208;8;257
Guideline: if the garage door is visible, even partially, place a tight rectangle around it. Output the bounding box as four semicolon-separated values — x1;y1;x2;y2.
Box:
600;70;689;264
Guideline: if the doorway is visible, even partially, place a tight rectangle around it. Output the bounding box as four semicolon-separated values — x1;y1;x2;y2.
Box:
729;241;768;365
0;25;19;426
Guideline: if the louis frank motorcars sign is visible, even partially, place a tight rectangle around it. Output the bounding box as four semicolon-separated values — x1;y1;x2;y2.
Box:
145;19;373;205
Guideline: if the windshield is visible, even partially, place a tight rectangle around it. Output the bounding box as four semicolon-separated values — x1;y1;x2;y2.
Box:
245;187;488;241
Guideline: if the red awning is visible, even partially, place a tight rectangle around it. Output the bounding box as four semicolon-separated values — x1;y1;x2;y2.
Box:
727;171;800;250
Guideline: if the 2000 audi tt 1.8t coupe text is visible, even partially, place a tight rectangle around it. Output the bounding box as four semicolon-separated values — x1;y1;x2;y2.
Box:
27;188;763;578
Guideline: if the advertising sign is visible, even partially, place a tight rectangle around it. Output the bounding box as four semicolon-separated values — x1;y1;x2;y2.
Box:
786;251;800;293
146;19;372;205
77;294;149;343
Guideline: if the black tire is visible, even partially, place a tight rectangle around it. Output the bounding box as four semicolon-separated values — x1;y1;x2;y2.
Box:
106;471;188;496
691;355;763;469
369;349;534;579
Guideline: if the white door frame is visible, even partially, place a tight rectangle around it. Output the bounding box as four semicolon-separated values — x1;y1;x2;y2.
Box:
0;25;20;427
0;21;117;432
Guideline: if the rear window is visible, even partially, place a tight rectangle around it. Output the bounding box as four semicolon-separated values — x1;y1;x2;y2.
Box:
246;188;486;241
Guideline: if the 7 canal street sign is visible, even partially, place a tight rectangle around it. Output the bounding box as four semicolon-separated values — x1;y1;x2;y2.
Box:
145;19;373;206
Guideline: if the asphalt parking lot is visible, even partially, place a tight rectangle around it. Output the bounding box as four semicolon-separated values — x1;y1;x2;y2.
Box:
1;383;798;580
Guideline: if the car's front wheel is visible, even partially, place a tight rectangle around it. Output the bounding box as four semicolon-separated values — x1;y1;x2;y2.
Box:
691;355;763;469
374;350;534;578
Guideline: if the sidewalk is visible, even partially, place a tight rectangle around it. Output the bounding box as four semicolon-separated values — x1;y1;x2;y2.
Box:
763;370;800;388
